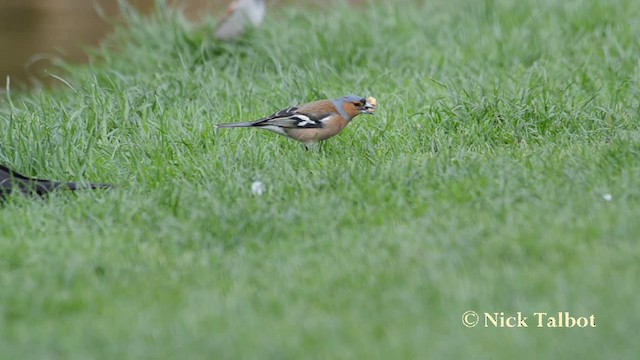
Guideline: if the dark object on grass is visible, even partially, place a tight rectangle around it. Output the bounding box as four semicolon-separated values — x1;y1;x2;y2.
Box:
0;164;111;200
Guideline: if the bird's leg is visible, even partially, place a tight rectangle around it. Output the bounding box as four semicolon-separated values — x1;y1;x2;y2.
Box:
304;142;321;151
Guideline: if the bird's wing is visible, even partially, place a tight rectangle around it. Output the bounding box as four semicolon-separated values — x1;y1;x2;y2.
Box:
253;107;332;129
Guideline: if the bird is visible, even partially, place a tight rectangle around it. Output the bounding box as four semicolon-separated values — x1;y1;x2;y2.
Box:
0;164;112;201
216;95;377;149
215;0;266;41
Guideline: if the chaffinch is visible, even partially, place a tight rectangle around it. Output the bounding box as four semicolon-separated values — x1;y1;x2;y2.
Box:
216;95;377;149
0;164;111;200
215;0;266;41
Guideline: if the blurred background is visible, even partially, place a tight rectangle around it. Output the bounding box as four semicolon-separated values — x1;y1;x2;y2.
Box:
0;0;228;88
1;0;365;89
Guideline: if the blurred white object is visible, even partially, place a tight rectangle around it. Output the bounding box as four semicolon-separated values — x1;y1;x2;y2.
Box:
251;181;265;196
215;0;266;41
602;193;613;201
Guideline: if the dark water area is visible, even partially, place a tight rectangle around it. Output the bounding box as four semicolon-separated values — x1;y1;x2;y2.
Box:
0;0;222;89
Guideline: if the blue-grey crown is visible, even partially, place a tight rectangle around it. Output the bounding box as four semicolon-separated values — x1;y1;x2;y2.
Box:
338;95;364;103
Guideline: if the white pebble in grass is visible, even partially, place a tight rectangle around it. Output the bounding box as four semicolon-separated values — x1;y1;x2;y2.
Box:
602;193;613;202
251;181;265;196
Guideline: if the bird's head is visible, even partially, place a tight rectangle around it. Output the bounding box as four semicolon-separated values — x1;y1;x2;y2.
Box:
334;95;377;120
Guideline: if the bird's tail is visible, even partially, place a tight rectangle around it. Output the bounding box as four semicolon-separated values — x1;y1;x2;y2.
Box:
27;181;112;196
1;165;112;199
54;182;113;191
216;121;256;129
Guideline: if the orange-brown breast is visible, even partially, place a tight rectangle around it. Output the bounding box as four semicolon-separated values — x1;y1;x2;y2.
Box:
285;115;348;142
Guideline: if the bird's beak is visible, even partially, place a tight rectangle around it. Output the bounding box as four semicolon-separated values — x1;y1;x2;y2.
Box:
361;101;376;115
363;102;375;114
362;96;377;114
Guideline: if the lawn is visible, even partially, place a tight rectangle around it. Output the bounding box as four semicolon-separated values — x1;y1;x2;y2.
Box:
1;0;639;358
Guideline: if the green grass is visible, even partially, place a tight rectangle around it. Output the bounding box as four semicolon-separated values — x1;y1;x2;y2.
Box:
1;0;639;358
